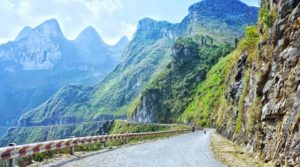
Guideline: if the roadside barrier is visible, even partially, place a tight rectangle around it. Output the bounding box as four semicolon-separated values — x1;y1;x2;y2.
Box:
0;129;190;167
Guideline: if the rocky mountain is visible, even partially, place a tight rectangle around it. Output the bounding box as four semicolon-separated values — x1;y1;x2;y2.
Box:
17;18;175;127
177;0;258;42
2;0;258;144
130;37;233;123
0;19;128;136
125;0;259;123
181;0;300;165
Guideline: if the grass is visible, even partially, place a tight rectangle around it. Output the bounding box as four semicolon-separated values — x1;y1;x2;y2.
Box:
109;120;188;134
246;97;261;134
238;26;259;56
180;51;238;126
258;0;278;28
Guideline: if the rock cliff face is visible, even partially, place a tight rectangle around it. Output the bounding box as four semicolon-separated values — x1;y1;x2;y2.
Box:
215;0;300;166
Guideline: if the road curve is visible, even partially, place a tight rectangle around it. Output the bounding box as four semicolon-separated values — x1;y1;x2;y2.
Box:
43;130;224;167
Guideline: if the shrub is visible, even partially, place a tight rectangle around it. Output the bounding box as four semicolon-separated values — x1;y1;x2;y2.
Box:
238;26;259;61
259;5;277;28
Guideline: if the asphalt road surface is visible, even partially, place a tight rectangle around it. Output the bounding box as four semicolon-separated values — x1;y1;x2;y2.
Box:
44;130;224;167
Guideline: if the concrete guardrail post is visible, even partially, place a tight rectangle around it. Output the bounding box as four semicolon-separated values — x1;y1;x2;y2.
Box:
7;143;16;167
101;141;106;148
70;136;75;155
103;133;107;148
124;138;128;144
140;135;143;142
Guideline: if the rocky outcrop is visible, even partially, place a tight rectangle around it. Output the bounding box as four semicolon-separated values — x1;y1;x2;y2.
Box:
227;53;248;103
216;0;300;166
132;89;166;123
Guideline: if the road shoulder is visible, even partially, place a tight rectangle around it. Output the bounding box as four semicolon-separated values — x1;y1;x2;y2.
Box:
210;132;269;167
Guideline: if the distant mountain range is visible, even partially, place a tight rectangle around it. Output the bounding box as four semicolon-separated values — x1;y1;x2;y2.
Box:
1;0;258;144
0;19;128;136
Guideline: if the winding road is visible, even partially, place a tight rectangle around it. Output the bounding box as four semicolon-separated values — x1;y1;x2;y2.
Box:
43;130;224;167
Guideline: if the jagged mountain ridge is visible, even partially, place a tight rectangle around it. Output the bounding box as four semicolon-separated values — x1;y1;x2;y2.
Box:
0;19;128;136
0;19;124;71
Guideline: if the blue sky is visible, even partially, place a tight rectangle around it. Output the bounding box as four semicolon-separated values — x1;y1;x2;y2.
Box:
0;0;259;45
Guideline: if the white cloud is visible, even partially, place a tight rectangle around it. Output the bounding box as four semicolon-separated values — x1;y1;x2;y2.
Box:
104;22;137;45
122;22;137;39
83;0;123;15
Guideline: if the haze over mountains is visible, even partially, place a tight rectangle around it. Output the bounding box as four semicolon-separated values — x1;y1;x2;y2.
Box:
0;19;128;136
0;0;258;145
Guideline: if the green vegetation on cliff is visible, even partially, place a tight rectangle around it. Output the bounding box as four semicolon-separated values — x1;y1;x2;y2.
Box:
109;120;187;134
130;37;233;123
181;25;260;127
180;52;236;126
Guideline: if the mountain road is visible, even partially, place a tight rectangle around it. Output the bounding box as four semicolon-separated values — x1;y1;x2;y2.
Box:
43;130;224;167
